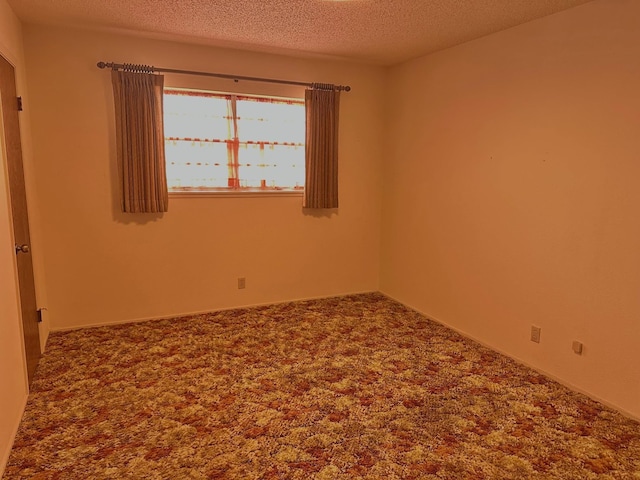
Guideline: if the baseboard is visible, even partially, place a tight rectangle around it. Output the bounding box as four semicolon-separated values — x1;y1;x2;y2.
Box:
51;290;379;333
379;291;640;423
49;288;639;422
0;394;28;478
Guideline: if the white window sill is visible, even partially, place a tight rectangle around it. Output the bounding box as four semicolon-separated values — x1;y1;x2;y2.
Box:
168;189;304;198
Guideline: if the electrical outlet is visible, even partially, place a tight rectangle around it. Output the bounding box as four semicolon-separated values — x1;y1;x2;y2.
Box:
530;326;541;343
572;340;583;355
237;277;246;289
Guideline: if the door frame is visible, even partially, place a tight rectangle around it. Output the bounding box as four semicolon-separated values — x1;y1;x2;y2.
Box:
0;52;42;384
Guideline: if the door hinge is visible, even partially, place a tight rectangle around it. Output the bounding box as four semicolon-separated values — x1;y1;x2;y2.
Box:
36;307;46;323
17;96;23;111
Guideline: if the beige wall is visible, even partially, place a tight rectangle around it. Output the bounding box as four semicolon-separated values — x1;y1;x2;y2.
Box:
22;25;385;330
382;0;640;419
0;0;47;473
4;7;637;477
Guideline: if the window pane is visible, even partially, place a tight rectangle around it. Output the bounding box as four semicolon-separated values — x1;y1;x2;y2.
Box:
238;143;305;189
236;99;305;144
164;94;229;140
166;140;229;188
164;89;304;192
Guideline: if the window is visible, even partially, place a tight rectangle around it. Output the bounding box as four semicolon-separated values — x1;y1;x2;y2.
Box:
164;89;305;193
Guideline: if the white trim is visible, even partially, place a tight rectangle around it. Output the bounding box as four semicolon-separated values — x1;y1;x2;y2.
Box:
169;189;303;199
51;290;378;332
0;393;27;478
0;82;30;390
164;86;303;103
0;41;17;70
379;291;640;423
48;289;640;422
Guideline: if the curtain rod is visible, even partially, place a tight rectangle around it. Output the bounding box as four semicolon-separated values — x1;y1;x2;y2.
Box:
97;62;351;92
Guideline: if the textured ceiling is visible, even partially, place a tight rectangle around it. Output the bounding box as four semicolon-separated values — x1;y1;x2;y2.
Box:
8;0;594;65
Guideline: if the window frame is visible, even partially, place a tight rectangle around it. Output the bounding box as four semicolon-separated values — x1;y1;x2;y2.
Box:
163;87;306;197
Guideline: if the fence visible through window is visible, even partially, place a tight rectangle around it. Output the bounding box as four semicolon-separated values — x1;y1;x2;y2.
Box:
164;89;305;192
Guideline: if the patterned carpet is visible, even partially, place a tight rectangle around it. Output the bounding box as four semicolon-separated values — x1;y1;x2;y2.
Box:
4;293;640;479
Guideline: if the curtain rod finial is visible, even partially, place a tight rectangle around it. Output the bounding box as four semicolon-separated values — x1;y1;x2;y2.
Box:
97;62;106;69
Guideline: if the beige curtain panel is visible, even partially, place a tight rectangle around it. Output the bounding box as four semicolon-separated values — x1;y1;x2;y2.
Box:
111;71;169;213
304;87;341;209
